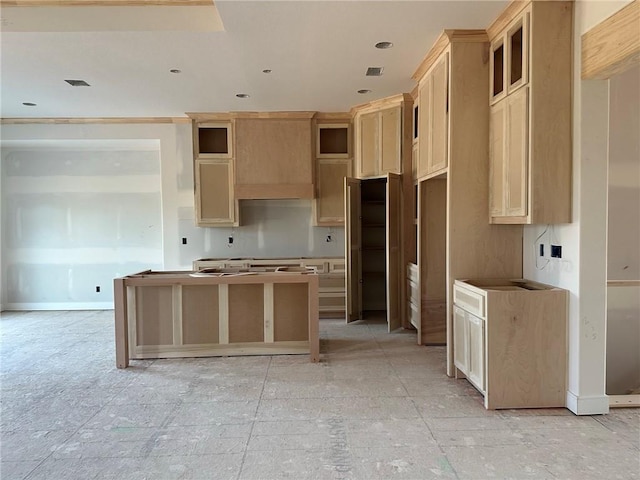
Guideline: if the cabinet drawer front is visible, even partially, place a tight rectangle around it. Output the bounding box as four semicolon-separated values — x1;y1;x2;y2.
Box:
329;260;346;273
453;285;485;319
302;261;327;273
319;274;346;290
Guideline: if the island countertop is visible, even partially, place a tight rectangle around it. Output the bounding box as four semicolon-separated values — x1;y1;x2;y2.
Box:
114;269;319;368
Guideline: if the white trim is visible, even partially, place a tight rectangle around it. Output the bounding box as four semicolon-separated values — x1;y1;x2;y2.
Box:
4;302;113;311
566;391;610;415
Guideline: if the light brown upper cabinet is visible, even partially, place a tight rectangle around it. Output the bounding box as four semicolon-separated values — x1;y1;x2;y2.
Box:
314;117;352;226
491;11;528;104
417;52;449;179
235;114;314;200
195;122;233;158
488;1;572;224
195;159;238;226
490;87;529;218
317;123;350;158
189;117;238;227
352;94;413;179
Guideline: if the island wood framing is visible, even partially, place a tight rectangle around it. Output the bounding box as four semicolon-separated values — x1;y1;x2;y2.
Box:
114;270;320;368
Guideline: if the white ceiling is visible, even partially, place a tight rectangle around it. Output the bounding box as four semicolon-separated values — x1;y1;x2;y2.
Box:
0;1;508;119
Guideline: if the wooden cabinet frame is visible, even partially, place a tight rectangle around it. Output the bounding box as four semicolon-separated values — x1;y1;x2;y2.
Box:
194;121;233;159
487;0;572;225
114;270;320;368
194;158;238;227
317;123;351;159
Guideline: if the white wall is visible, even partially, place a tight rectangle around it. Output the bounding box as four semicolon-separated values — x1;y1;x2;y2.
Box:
523;0;634;414
0;122;344;309
1;141;164;309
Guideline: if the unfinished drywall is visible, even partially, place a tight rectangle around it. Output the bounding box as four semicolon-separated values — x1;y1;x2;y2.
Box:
178;201;344;265
0;122;345;310
606;65;640;396
608;66;640;281
1;141;163;309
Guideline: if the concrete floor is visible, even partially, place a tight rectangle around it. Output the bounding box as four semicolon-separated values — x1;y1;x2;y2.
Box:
0;310;638;480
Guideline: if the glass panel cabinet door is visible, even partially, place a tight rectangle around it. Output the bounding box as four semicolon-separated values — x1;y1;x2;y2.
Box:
507;13;529;94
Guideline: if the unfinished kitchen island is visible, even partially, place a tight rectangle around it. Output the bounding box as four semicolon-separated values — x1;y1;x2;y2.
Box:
114;269;319;368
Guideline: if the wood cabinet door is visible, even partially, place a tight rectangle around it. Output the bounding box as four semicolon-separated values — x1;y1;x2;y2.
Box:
380;106;401;174
358;112;379;177
505;87;529;217
489;100;507;217
315;159;350;226
506;11;529;95
234;118;313;197
417;76;431;179
345;177;362;322
490;37;507;104
429;53;449;174
467;313;485;393
453;306;468;374
195;159;236;226
386;173;401;332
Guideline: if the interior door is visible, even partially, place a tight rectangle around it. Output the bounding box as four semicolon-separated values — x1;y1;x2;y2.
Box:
345;177;362;323
386;173;401;331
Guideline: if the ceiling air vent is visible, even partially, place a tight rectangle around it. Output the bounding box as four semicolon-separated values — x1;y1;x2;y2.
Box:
65;79;90;87
366;67;384;77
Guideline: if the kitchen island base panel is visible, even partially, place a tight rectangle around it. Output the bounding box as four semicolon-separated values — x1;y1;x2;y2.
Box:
114;270;319;368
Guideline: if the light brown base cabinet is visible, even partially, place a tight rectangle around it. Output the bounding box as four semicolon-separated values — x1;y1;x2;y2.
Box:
193;257;345;318
114;270;320;368
453;279;568;410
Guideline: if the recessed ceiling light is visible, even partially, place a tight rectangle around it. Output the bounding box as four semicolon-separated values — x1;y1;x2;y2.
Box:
65;79;90;87
22;102;37;106
366;67;384;77
375;41;393;49
357;89;371;94
169;69;181;74
236;93;250;98
262;69;272;74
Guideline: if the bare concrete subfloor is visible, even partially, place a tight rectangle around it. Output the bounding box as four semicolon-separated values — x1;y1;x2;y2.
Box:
1;310;638;479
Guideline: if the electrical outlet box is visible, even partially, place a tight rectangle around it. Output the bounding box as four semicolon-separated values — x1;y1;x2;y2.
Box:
228;236;234;244
539;244;544;257
181;237;187;245
95;286;101;293
551;245;562;258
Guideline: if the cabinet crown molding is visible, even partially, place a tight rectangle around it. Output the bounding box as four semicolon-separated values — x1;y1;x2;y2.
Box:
349;93;412;116
314;112;352;122
411;29;488;82
187;111;316;121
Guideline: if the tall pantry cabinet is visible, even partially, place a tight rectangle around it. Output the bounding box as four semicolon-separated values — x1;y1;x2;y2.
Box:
411;31;523;375
346;94;413;332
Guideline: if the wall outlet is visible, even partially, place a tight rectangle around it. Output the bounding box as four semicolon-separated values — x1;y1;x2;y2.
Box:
228;236;234;245
539;244;544;257
95;286;101;293
326;234;332;242
551;245;562;258
181;237;187;245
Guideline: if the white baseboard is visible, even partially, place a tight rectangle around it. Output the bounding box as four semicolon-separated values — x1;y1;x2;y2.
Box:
4;302;114;311
566;391;610;415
